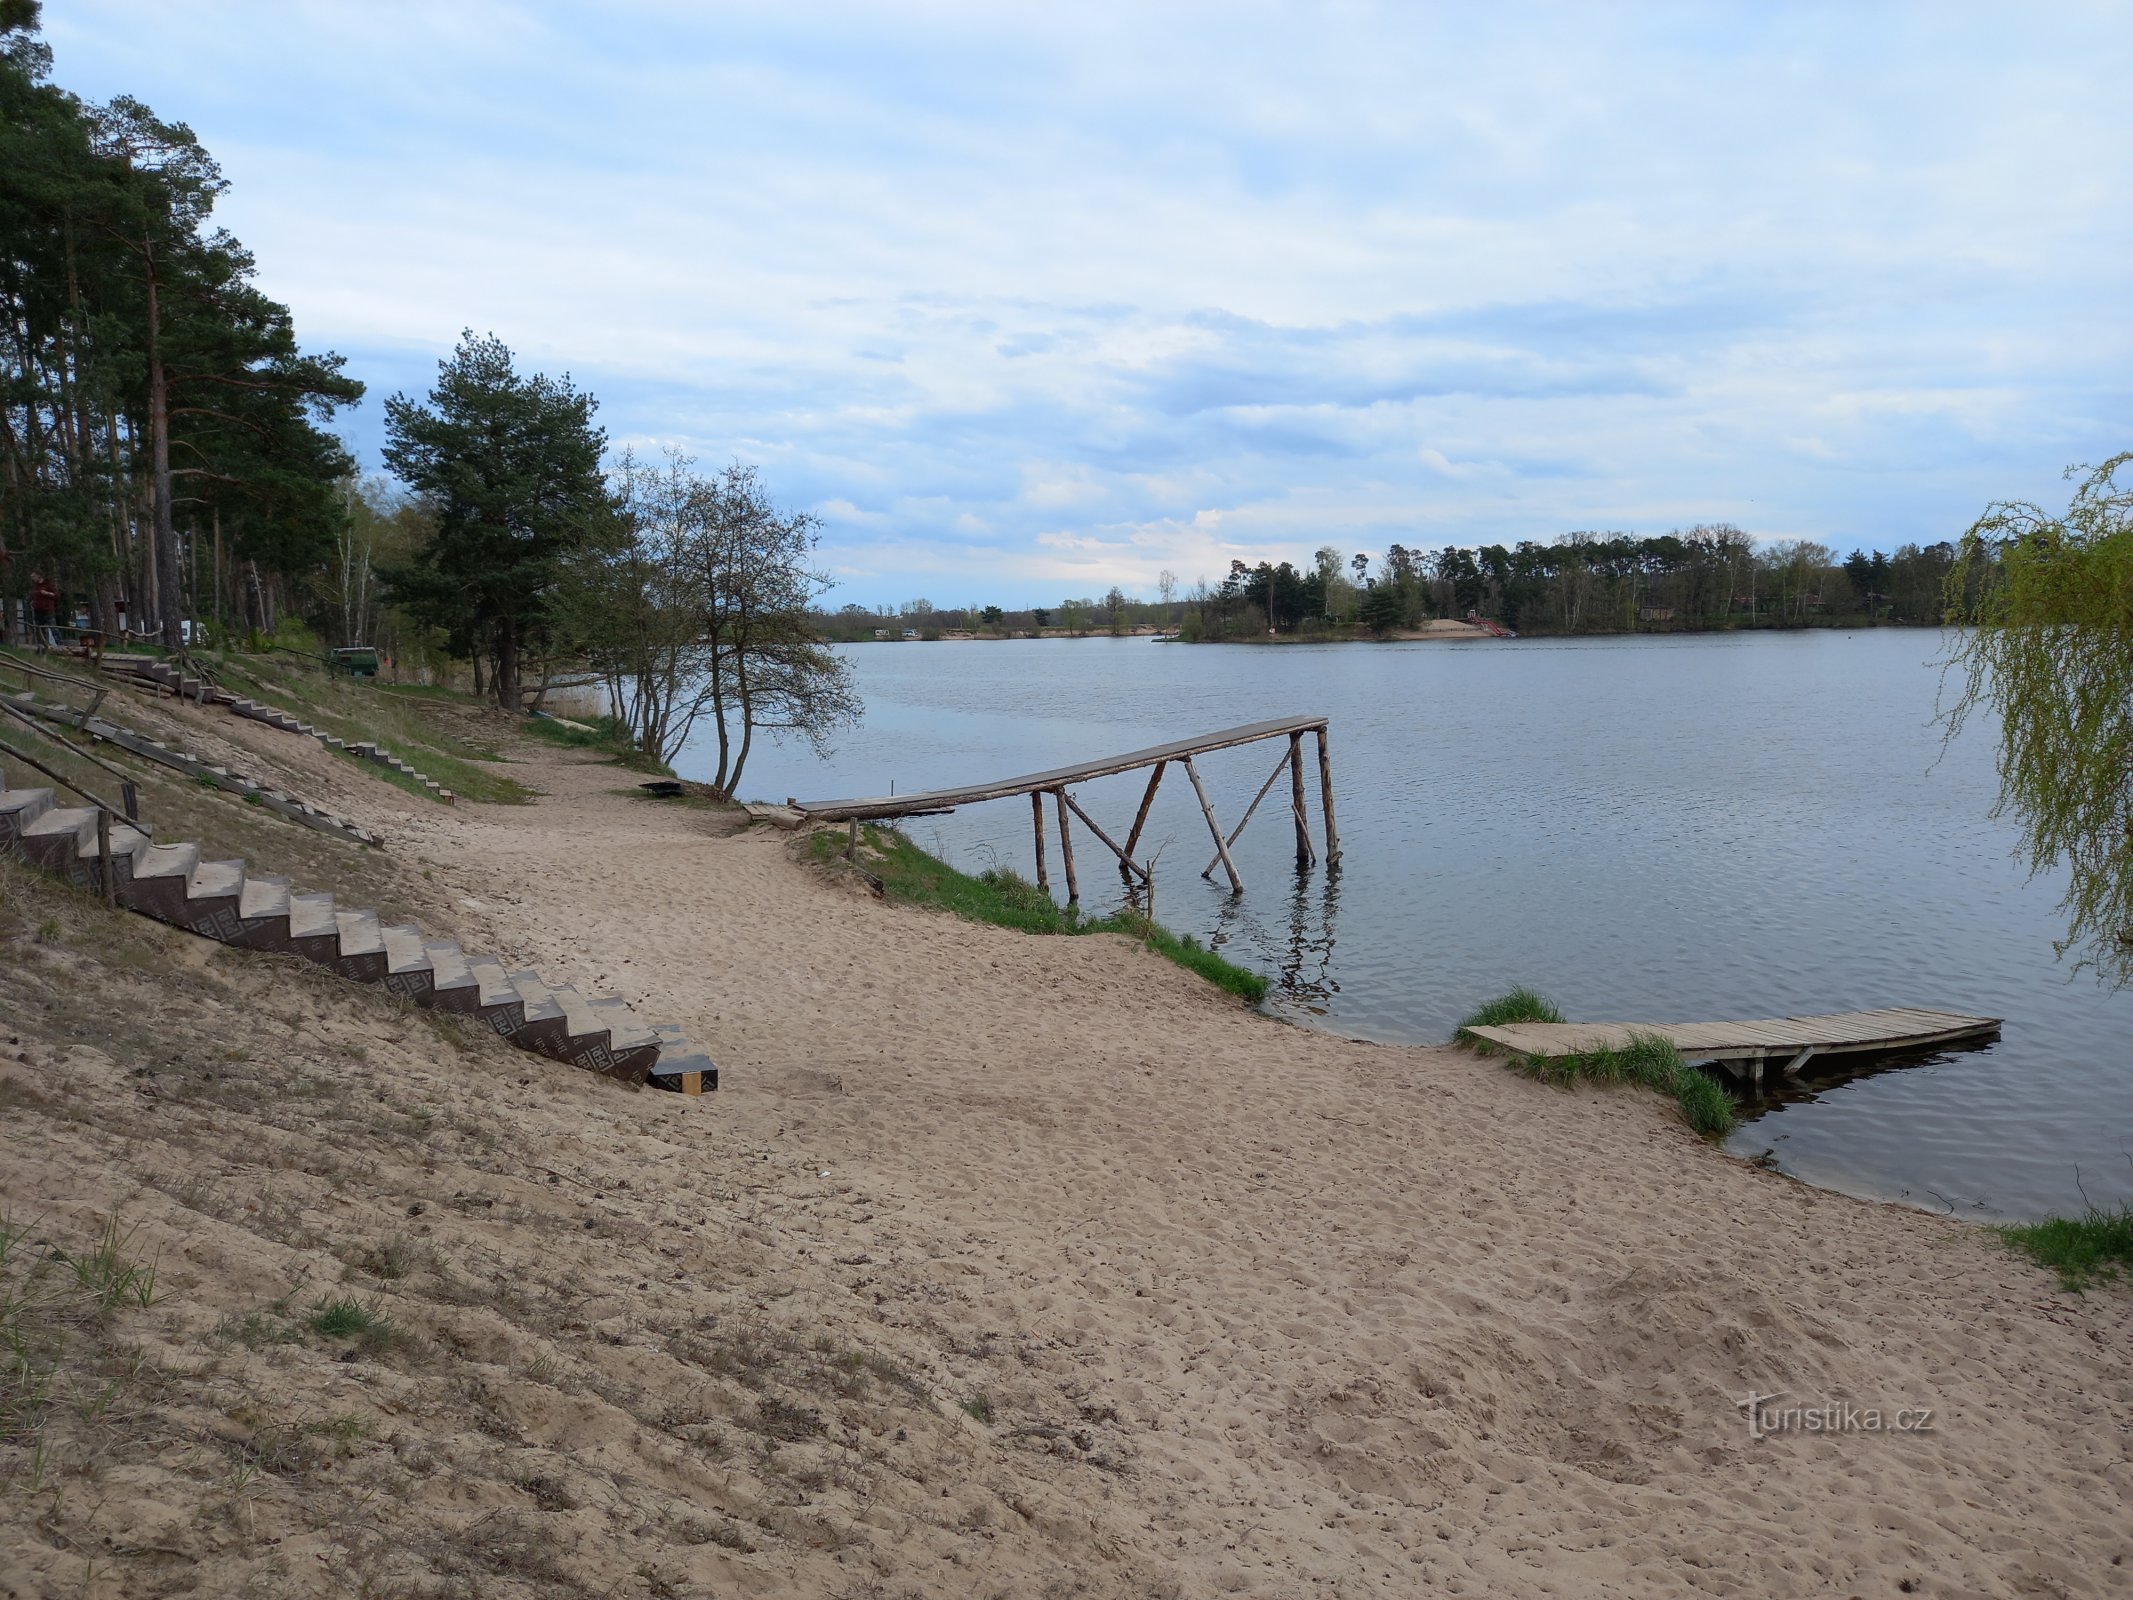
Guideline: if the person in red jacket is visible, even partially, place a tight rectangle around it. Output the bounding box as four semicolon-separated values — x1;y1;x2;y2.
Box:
29;572;59;650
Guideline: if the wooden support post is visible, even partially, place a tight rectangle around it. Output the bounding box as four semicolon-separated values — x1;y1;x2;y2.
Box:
680;1070;703;1096
1781;1046;1818;1079
121;781;138;823
1053;788;1079;902
1122;760;1166;860
1288;732;1315;867
1061;789;1149;880
845;816;858;861
1031;790;1049;891
1183;755;1244;894
97;808;114;906
1315;726;1341;865
1202;746;1291;878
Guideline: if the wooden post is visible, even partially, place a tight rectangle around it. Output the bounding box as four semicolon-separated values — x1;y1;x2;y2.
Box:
1031;790;1049;891
1052;788;1079;902
1122;760;1166;860
1061;789;1149;881
97;808;114;907
845;816;858;861
1314;726;1341;865
1183;756;1243;894
1202;747;1292;879
1288;732;1315;867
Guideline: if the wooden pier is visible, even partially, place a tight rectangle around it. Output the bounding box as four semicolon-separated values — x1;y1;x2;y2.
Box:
1463;1007;2003;1088
793;715;1338;898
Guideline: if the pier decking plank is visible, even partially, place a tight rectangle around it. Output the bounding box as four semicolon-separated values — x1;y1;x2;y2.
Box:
793;715;1331;823
1464;1007;2001;1063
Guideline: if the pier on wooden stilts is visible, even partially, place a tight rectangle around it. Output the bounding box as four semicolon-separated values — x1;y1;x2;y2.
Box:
794;715;1337;898
1462;1007;2003;1090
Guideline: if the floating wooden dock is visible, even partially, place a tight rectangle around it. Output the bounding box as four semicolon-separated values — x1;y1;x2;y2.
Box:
1464;1007;2003;1088
793;715;1337;898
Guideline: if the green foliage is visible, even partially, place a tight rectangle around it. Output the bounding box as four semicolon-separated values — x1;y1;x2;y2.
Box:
1943;453;2133;987
381;332;611;709
811;825;1268;1002
307;1296;399;1352
959;1394;995;1424
1453;986;1563;1048
1455;1001;1736;1138
0;13;358;640
1998;1204;2133;1292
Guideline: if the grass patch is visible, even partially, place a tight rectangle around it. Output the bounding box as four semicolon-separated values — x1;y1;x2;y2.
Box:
195;652;534;804
1999;1204;2133;1292
1453;985;1563;1048
1454;992;1736;1139
810;824;1268;1003
307;1295;400;1353
521;711;675;776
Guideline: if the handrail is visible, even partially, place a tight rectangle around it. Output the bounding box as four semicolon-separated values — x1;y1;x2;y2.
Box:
0;649;109;716
0;694;140;796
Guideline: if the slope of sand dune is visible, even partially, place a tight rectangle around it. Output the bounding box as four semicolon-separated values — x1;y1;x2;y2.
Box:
392;746;2132;1598
3;718;2127;1598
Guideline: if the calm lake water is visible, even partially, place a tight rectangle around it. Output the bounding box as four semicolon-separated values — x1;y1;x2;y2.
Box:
676;632;2129;1221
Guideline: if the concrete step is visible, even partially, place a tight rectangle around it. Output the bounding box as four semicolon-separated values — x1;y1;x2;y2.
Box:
182;858;244;907
381;924;431;975
506;970;564;1023
287;891;336;940
131;840;200;885
583;992;660;1050
464;954;517;1010
0;787;57;838
335;908;384;958
239;873;291;921
423;940;477;999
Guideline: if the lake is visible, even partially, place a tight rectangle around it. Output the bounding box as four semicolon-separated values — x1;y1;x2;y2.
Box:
675;631;2129;1222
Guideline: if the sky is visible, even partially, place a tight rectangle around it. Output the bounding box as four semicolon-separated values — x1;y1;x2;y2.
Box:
45;1;2133;608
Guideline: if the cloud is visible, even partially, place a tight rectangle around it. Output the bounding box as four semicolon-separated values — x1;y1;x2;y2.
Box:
44;0;2133;603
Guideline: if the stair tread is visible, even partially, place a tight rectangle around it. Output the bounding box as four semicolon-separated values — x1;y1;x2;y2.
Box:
505;969;564;1021
380;925;431;974
334;909;384;956
287;891;336;937
133;840;200;878
423;940;475;989
580;991;660;1048
238;874;289;919
463;953;517;1008
24;805;96;838
0;787;56;813
188;859;246;900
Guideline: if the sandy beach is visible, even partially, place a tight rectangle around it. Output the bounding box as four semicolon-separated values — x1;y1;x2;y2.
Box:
4;717;2129;1598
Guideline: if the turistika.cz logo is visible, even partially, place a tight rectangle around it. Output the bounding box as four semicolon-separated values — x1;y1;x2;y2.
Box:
1738;1391;1936;1440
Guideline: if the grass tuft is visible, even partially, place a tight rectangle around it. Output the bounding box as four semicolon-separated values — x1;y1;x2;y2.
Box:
1999;1204;2133;1292
307;1296;400;1353
810;825;1268;1002
1454;986;1563;1049
1460;1003;1737;1139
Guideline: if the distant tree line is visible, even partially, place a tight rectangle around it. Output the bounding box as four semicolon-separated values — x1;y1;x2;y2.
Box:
812;532;1965;645
1184;529;1963;640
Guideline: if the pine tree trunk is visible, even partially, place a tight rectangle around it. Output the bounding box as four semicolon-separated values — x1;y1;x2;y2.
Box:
494;619;520;711
146;256;181;649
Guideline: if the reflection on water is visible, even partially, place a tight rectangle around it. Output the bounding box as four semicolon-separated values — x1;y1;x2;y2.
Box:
682;632;2130;1221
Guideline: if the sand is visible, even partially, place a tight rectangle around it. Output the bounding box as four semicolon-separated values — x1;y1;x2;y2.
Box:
3;718;2129;1598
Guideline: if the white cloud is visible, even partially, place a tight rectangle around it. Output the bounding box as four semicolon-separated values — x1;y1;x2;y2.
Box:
43;0;2133;604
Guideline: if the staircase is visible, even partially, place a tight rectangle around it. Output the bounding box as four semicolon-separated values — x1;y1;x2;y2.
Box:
0;763;717;1096
101;655;455;804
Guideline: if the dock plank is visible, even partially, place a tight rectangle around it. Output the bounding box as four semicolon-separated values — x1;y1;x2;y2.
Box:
1464;1006;2000;1062
795;715;1330;822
